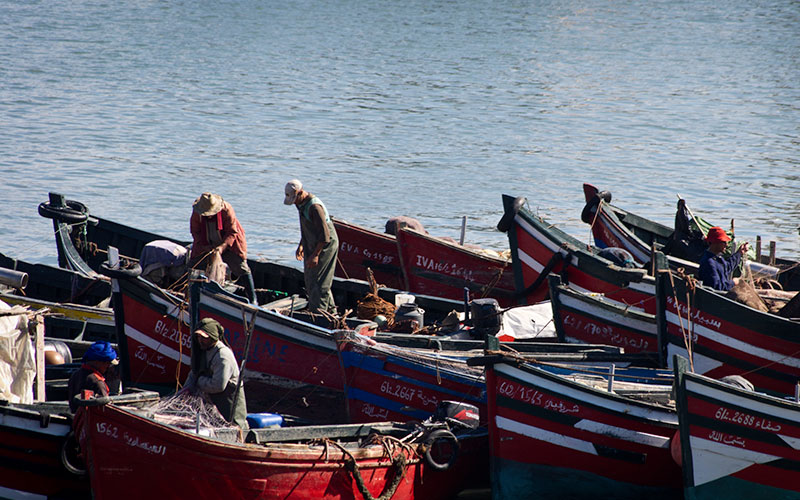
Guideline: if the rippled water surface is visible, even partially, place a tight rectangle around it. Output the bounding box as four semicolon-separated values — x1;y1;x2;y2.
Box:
1;0;798;267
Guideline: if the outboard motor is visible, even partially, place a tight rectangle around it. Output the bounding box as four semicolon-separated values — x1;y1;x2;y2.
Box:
470;298;502;338
434;401;480;430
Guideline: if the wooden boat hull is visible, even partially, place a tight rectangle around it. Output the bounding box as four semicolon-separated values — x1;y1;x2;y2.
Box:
657;271;800;395
676;370;800;500
0;403;86;499
332;217;405;289
77;403;486;500
336;333;486;423
548;274;659;354
582;183;800;290
501;194;657;311
484;359;681;500
396;228;516;306
44;195;465;324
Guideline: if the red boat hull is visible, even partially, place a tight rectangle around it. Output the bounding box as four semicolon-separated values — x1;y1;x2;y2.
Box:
504;195;657;312
337;335;486;424
0;408;87;499
332;218;405;289
396;228;516;306
658;273;800;395
677;371;800;499
77;404;482;500
485;361;681;499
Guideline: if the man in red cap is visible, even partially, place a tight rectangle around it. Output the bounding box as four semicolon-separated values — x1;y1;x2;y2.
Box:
697;226;750;291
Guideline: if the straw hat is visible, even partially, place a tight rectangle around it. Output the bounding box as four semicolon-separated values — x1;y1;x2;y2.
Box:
193;192;224;216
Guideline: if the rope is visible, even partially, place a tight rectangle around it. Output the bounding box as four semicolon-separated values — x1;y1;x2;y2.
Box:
667;268;695;373
325;437;410;500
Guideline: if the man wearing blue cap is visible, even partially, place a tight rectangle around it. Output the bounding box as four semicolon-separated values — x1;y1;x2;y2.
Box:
67;341;120;412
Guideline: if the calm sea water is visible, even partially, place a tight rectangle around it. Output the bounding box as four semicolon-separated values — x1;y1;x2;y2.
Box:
1;0;798;270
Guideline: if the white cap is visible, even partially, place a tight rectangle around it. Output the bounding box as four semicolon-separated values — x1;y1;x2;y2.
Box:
284;179;302;205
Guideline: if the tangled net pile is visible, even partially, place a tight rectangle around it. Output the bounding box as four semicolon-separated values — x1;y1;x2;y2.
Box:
136;392;243;442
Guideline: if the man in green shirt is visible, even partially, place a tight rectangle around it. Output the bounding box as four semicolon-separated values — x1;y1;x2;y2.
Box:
284;179;339;313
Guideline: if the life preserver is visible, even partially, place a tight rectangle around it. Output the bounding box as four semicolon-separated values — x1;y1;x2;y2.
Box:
423;429;460;471
496;196;527;233
580;190;612;224
60;431;87;476
38;200;89;224
99;261;142;280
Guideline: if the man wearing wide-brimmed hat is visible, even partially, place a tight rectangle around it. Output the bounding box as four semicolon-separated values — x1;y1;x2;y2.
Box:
697;226;750;291
284;179;339;313
190;192;257;305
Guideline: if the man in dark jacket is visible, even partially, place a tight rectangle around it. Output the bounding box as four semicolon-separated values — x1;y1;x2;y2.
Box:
67;341;120;412
697;226;750;291
182;318;248;429
190;192;257;305
284;179;339;313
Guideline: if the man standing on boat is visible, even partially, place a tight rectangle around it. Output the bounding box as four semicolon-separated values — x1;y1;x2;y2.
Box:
697;226;750;291
284;179;339;313
182;318;249;429
190;192;258;305
67;341;120;412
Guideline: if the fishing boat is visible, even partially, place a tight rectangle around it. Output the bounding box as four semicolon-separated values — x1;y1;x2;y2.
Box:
675;367;800;500
336;331;486;423
333;217;516;306
657;268;800;396
498;193;658;311
0;392;158;499
74;395;488;500
471;351;681;500
581;183;799;290
40;192;465;323
547;274;659;355
1;252;115;342
332;217;405;289
113;265;631;417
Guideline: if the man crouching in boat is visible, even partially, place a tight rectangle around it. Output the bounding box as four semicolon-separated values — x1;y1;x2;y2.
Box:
182;318;249;429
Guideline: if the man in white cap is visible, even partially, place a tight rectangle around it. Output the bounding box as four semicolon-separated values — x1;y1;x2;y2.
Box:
284;180;339;313
190;192;258;305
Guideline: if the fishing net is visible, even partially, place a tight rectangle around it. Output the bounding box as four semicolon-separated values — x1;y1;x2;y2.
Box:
135;392;243;442
355;268;396;323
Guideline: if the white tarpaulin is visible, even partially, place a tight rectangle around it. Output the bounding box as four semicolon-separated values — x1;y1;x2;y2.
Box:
0;300;35;403
499;302;557;341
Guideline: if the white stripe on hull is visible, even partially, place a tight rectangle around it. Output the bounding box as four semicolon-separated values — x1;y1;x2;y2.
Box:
558;293;655;332
200;294;336;352
666;311;800;369
574;419;670;448
496;364;677;424
125;324;191;365
666;344;724;374
684;378;800;426
689;435;778;487
497;415;598;455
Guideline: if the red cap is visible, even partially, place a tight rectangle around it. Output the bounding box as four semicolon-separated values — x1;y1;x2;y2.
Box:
705;226;731;243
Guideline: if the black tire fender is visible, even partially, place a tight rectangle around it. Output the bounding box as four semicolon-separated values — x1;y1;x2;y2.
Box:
38;200;89;224
60;431;87;476
497;196;527;233
99;261;142;280
423;429;460;471
580;190;612;224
